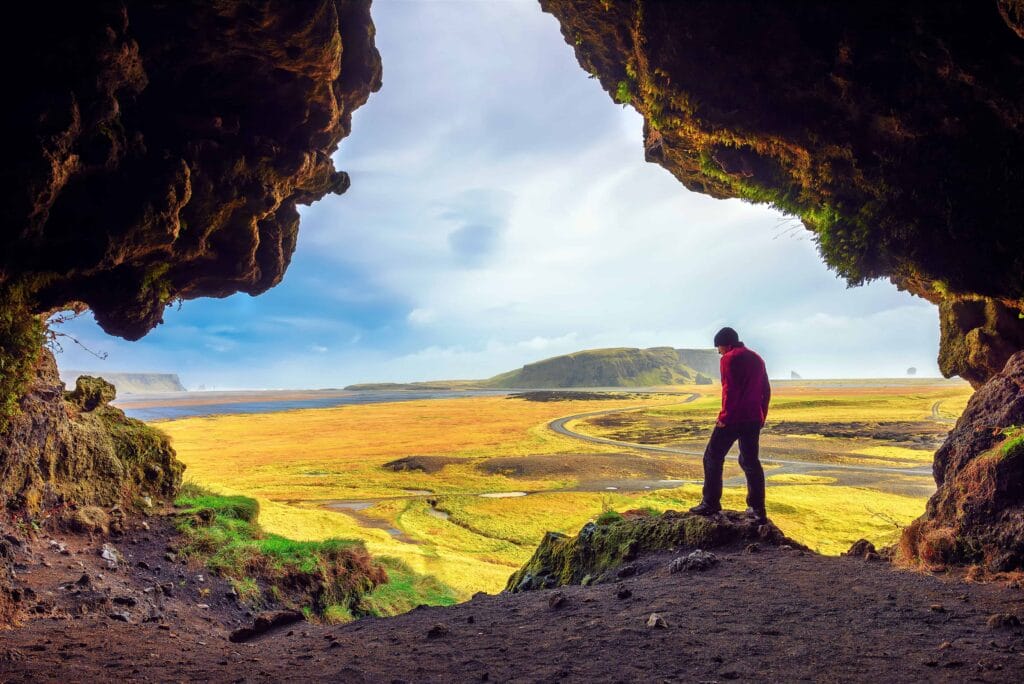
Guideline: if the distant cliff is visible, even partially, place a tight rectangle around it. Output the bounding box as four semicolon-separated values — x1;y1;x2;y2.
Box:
60;370;186;394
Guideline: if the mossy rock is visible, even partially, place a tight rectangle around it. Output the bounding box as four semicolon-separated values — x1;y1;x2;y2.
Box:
65;376;117;411
506;510;798;592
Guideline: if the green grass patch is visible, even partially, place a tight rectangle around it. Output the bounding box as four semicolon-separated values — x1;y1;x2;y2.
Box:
358;557;458;617
174;485;458;619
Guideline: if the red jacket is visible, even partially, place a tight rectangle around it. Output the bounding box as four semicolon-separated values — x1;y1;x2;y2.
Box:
718;344;771;426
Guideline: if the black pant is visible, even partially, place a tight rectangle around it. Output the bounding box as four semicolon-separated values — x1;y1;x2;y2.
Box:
701;421;765;509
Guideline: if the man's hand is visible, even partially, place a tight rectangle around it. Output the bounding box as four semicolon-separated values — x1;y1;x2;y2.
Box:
715;419;726;429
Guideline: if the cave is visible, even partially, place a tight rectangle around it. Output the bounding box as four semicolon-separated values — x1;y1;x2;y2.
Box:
2;0;1024;640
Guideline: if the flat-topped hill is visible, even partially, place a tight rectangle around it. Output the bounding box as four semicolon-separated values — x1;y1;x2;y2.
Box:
484;347;718;388
345;347;719;390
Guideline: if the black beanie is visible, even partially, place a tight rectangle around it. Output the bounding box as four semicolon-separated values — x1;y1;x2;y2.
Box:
713;327;740;347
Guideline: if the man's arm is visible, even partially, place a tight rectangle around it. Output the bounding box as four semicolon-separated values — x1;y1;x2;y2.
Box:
761;369;771;424
717;354;732;427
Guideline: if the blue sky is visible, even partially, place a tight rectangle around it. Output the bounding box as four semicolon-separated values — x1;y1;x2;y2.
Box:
52;0;941;389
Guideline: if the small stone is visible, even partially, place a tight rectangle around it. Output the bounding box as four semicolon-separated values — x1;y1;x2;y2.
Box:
466;615;475;624
986;613;1021;629
140;521;150;531
426;623;448;639
938;641;952;650
196;574;205;583
113;596;138;607
99;544;121;570
108;612;131;623
646;613;668;629
196;603;210;609
548;592;566;609
669;549;719;573
616;586;632;600
616;564;637;578
163;552;176;563
929;604;946;613
744;543;760;554
136;560;151;571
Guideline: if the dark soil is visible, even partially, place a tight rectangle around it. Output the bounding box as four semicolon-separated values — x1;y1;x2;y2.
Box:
381;456;463;474
476;452;700;480
3;515;1023;682
591;413;949;450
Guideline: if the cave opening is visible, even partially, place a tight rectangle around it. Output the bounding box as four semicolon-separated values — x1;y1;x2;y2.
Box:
3;0;1024;639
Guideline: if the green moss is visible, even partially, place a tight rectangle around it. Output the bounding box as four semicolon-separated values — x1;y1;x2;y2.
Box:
507;511;795;592
614;80;632;105
0;289;45;433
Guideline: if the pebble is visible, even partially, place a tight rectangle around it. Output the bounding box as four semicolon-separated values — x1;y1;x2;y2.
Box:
646;613;668;629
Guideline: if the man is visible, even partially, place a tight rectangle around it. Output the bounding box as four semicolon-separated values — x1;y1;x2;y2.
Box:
689;327;771;523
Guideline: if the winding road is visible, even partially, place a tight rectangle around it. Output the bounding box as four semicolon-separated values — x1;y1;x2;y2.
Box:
548;396;934;480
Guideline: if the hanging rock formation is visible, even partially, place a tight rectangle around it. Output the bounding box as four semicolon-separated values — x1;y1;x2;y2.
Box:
541;0;1024;567
541;0;1024;387
0;0;379;511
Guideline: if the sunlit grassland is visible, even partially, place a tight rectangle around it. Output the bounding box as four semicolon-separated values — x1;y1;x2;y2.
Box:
156;381;971;600
158;395;681;501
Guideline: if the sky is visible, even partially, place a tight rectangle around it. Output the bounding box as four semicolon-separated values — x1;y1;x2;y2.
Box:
52;0;942;389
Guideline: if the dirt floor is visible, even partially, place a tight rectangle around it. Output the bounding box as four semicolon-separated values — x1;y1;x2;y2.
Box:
2;513;1023;682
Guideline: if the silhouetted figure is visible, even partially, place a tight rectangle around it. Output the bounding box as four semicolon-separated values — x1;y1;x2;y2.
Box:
690;327;771;523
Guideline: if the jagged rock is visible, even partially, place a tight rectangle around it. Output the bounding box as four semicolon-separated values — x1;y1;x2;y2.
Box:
900;351;1024;570
506;510;799;592
229;610;305;643
843;539;877;559
669;550;719;573
1;0;381;342
100;544;122;570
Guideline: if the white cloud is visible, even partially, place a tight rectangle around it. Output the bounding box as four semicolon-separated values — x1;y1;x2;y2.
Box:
407;308;437;326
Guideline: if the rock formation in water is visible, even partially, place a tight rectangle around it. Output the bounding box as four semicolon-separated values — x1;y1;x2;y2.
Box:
541;0;1024;568
541;0;1024;388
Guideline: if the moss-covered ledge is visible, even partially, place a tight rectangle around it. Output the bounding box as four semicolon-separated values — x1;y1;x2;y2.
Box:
506;509;799;592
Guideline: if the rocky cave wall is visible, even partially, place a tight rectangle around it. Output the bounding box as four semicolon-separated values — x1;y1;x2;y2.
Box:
541;0;1024;570
1;0;381;421
542;0;1024;389
0;0;381;619
0;0;380;479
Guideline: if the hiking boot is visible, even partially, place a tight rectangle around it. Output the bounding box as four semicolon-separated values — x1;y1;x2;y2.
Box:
688;501;721;516
745;506;768;524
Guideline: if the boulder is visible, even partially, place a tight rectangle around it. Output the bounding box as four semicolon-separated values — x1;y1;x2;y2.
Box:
900;352;1024;569
506;509;800;592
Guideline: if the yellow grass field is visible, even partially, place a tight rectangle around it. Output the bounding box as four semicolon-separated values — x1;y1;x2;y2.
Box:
157;380;972;598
